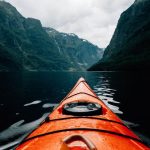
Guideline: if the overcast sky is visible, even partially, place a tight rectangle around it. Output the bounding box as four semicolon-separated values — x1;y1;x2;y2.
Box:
7;0;134;48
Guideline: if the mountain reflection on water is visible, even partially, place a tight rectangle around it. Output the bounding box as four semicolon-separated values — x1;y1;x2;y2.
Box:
0;72;150;149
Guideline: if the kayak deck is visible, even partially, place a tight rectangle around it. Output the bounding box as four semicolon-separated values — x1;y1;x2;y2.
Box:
16;77;150;150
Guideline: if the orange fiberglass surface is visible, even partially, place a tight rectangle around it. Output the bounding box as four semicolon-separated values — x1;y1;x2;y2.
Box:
16;77;150;150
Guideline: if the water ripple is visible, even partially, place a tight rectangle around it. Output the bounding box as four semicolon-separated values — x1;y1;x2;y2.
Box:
0;113;49;150
93;80;123;114
24;100;42;107
42;103;58;108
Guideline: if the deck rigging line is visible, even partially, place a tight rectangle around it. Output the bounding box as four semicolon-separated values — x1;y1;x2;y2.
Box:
19;127;145;146
44;116;127;127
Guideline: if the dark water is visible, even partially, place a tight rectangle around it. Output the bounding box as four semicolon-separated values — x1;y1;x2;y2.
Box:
0;71;150;149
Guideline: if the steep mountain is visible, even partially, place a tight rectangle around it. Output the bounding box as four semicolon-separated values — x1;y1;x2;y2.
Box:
89;0;150;71
0;1;103;71
0;1;72;71
45;27;103;69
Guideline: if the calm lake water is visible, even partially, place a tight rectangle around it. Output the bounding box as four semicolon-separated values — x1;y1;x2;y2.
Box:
0;71;150;149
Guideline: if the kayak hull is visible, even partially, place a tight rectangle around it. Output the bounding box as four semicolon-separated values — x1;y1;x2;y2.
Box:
16;78;150;150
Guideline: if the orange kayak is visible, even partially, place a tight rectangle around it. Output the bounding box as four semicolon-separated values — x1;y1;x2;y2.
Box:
16;77;150;150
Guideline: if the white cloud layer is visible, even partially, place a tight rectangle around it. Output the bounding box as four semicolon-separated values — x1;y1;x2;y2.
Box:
7;0;134;47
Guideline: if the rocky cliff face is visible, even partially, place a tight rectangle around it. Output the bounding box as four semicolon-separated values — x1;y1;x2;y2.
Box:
89;0;150;71
0;1;71;71
0;1;103;71
45;27;103;69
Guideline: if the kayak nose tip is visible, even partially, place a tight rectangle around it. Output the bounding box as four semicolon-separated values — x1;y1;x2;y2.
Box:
78;77;86;82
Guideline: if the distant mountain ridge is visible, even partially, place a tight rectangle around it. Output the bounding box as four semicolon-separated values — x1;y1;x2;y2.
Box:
89;0;150;71
0;1;103;71
45;27;103;70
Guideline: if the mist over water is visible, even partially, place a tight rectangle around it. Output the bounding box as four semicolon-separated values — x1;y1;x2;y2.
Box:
0;72;150;149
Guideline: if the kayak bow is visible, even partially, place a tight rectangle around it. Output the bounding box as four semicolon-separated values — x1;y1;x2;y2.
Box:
16;77;150;150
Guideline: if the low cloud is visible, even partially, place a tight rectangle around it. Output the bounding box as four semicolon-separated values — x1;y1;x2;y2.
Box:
7;0;134;47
